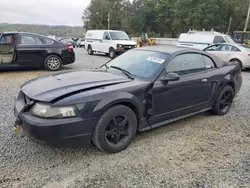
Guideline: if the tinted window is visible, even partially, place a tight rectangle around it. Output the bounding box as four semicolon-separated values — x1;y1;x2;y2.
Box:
21;35;42;44
103;32;110;40
106;50;168;78
0;35;14;44
167;53;205;75
202;55;215;68
213;36;226;43
40;37;54;44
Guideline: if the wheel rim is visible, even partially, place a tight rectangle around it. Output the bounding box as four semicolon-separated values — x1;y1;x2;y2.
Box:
47;57;60;70
110;50;114;58
88;48;92;54
219;90;233;113
105;115;131;147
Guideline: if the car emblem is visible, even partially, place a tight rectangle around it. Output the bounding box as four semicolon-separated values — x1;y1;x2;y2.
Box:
129;46;131;48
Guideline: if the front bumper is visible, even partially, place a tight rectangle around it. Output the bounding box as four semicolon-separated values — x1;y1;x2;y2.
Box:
115;47;136;55
14;92;96;148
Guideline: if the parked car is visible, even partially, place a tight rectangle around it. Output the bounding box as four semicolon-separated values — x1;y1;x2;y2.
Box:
85;30;136;58
76;38;85;48
62;38;76;48
0;32;75;71
204;43;250;69
177;30;235;50
14;46;242;153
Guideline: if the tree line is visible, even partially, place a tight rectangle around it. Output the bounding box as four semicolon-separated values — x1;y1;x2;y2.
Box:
82;0;250;37
0;23;84;37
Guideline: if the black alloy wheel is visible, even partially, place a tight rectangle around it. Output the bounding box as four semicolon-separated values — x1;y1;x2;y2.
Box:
219;90;234;113
92;105;137;153
212;85;234;115
105;116;131;146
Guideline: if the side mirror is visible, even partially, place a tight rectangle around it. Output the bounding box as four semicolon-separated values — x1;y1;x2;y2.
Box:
160;72;180;82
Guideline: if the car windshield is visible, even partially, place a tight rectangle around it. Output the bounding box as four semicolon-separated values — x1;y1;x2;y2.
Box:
110;31;130;40
106;50;169;78
225;35;235;43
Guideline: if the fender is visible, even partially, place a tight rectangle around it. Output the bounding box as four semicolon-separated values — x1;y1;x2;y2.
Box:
212;74;235;102
93;91;144;122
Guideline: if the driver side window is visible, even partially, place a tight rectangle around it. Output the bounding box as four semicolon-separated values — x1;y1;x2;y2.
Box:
205;44;222;51
103;32;110;40
167;53;205;75
0;35;14;44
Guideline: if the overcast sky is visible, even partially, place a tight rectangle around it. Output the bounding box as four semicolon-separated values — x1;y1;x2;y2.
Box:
0;0;90;26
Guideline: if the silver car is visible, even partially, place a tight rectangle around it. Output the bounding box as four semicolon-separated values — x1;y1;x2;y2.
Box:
204;43;250;69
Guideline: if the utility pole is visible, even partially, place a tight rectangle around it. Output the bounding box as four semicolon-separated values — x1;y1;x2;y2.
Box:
108;12;110;30
107;2;117;30
227;16;232;34
244;4;250;32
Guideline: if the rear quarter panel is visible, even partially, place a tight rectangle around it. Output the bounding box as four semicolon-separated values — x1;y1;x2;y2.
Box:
209;63;241;103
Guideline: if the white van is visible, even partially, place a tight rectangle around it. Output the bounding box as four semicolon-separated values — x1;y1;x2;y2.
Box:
85;30;136;58
177;30;235;50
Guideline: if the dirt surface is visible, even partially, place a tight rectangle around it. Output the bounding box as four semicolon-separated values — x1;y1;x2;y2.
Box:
0;48;250;188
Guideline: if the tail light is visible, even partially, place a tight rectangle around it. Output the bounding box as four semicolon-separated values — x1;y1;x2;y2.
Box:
65;45;73;50
248;54;250;56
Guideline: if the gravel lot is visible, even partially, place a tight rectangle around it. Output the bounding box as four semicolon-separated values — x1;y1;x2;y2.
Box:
0;48;250;188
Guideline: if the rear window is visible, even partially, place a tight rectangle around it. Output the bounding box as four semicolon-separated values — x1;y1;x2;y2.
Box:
40;37;54;44
240;44;250;49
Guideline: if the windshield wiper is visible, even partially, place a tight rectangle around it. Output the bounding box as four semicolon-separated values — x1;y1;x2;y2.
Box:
110;66;134;80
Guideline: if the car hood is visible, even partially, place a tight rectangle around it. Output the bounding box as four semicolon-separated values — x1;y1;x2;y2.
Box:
113;40;136;45
22;70;131;102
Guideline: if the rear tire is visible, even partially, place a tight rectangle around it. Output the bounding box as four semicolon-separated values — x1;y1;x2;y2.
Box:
212;85;234;115
88;45;93;55
44;55;62;71
230;59;243;69
92;105;137;153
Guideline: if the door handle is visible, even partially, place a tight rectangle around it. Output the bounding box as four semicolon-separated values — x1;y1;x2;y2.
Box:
201;78;208;83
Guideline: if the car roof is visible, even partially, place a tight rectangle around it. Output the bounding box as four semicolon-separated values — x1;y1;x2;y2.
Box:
1;31;48;38
134;45;202;54
86;30;125;32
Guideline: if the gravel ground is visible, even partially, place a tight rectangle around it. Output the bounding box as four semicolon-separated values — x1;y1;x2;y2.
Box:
0;48;250;188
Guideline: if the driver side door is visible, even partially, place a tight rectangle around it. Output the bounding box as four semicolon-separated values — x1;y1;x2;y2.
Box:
101;32;112;53
150;53;215;124
0;34;16;65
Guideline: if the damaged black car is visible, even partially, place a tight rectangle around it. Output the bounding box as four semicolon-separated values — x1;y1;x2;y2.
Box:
14;46;242;153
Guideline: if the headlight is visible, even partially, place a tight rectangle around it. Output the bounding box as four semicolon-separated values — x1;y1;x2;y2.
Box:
117;44;123;48
30;103;77;118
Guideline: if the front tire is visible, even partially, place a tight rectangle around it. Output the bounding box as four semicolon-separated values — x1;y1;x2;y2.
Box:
212;85;234;115
88;45;93;55
92;105;137;153
109;48;116;59
44;55;62;71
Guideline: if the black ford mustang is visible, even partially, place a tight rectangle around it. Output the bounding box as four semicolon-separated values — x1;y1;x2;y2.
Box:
14;46;242;153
